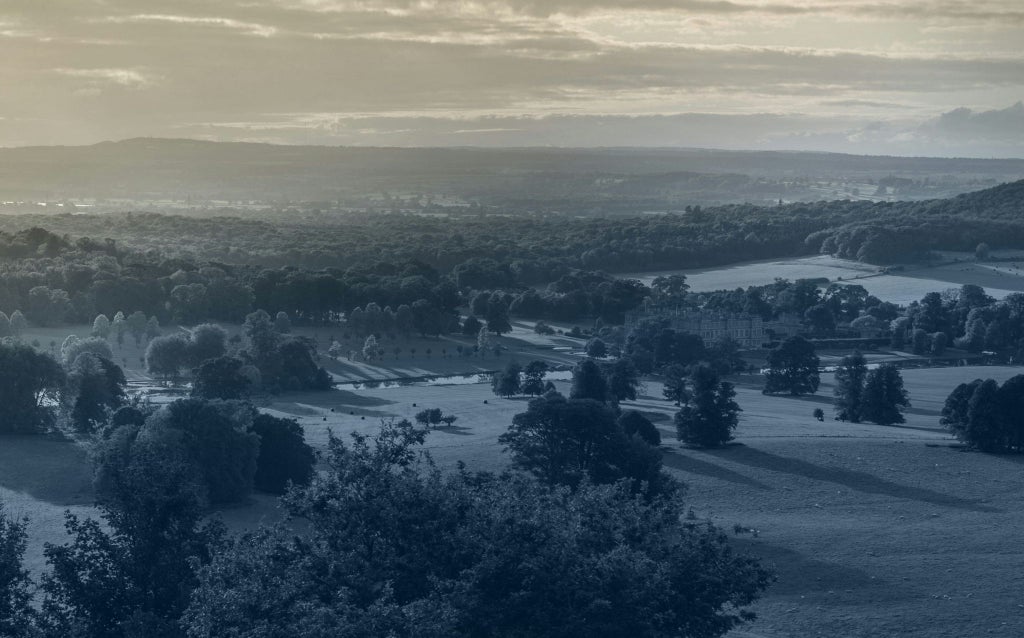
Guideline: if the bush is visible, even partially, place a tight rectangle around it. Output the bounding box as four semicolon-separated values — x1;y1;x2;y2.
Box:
585;337;608;358
618;410;661;446
140;399;261;504
943;375;1024;452
184;421;772;638
248;414;316;494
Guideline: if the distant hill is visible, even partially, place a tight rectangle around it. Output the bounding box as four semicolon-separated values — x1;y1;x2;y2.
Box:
1;138;1022;207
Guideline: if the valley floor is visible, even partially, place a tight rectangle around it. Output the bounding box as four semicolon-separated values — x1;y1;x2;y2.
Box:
3;361;1023;637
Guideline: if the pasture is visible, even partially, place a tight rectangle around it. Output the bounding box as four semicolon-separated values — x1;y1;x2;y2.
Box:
4;363;1023;637
619;254;1024;306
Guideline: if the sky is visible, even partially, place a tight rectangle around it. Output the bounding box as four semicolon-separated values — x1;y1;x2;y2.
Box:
1;0;1023;156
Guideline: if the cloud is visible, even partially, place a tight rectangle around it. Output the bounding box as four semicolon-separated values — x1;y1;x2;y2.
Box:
100;14;279;37
268;0;1024;23
0;0;1020;155
923;101;1024;142
53;67;155;88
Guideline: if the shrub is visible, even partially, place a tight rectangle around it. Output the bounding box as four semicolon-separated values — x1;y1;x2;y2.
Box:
248;414;316;494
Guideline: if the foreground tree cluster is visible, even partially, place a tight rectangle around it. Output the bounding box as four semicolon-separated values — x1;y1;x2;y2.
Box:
943;375;1024;453
0;416;772;638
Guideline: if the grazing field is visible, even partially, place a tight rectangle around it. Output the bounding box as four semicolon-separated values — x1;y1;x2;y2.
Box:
4;364;1023;637
620;255;878;292
620;255;1024;306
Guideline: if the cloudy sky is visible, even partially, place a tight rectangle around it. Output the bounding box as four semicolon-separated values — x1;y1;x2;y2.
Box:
1;0;1023;155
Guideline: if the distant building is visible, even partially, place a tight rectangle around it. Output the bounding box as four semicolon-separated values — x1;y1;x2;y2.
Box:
624;302;801;348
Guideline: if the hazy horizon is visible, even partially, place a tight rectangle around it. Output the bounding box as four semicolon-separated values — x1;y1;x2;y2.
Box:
2;1;1023;158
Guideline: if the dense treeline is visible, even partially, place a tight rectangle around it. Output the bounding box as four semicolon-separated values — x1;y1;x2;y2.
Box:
5;179;1023;276
2;179;1023;333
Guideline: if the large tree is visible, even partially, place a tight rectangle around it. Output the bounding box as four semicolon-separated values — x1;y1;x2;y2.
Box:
521;360;549;396
603;358;641;405
763;336;820;396
248;413;316;494
501;392;622;487
860;363;910;426
0;504;34;637
191;356;252;401
146;334;191;381
140;399;261;504
943;375;1024;453
66;353;127;433
491;361;523;398
675;364;741;448
569;359;609;403
0;341;65;433
44;422;222;638
833;351;868;422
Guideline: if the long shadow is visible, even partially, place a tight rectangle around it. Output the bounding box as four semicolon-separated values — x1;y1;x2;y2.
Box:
432;425;474;436
762;393;836;407
661;449;772;491
328;389;395;407
902;406;942;418
728;537;906;599
0;434;94;505
705;445;997;512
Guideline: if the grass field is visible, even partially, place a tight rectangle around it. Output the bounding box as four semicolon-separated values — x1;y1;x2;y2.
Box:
4;353;1023;636
619;254;1024;306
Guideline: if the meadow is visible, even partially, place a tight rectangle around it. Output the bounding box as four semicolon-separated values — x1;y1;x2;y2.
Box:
620;254;1024;306
5;351;1023;637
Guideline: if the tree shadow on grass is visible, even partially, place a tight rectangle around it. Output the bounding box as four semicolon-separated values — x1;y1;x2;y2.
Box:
661;449;772;491
729;538;904;599
327;389;396;407
762;393;836;407
902;406;942;418
705;445;997;512
432;425;474;436
0;435;93;505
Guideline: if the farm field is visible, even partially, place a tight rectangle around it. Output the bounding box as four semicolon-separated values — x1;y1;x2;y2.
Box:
20;320;583;386
619;255;1024;306
4;364;1023;636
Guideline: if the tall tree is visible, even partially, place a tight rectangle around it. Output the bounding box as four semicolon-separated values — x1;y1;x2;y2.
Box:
0;341;65;433
763;336;820;396
860;364;910;425
191;356;252;401
491;361;523;398
44;422;222;638
604;358;640;405
569;359;608;403
501;392;621;487
833;351;868;422
66;353;127;434
521;360;549;396
662;364;689;406
0;504;34;637
485;297;513;335
675;364;741;448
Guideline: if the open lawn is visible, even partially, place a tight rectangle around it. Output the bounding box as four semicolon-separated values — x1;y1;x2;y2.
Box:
3;364;1023;636
618;255;1024;306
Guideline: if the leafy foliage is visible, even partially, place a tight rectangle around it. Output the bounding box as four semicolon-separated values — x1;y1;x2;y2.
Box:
675;365;741;448
0;504;34;638
183;420;771;638
943;375;1024;452
763;336;820;396
248;414;316;494
0;340;65;433
833;351;868;422
860;364;910;425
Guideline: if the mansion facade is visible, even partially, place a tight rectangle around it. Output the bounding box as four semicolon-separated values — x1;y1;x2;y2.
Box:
624;303;801;348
